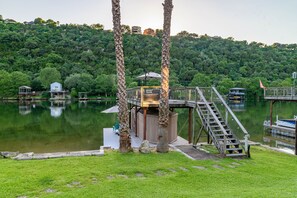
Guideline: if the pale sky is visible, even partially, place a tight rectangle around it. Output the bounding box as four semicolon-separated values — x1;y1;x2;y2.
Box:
0;0;297;45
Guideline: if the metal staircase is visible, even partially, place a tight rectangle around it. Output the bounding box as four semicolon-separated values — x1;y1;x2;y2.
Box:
195;87;249;157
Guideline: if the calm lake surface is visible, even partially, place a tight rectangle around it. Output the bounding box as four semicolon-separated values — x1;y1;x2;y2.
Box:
0;101;116;153
0;100;296;153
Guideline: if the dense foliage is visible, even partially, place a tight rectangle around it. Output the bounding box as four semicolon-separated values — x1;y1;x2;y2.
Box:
0;17;296;98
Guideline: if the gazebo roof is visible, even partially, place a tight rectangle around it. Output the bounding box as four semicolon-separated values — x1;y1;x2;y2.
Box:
19;86;32;89
136;72;161;80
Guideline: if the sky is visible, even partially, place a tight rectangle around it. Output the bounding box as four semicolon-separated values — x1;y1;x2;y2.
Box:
0;0;297;45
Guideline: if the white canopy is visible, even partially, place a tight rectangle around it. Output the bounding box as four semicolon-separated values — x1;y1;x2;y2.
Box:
136;72;161;80
101;105;119;113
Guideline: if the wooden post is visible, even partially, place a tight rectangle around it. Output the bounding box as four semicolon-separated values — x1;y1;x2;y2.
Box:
295;121;297;155
270;101;274;127
135;107;138;137
225;110;228;124
143;107;147;140
128;104;131;129
188;108;193;143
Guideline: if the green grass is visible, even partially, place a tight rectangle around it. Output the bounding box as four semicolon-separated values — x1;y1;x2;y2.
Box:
1;146;297;197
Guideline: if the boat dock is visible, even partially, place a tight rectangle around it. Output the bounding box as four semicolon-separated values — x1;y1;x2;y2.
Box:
264;121;296;138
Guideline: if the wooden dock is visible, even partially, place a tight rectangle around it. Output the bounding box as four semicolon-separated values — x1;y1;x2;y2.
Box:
264;122;295;138
264;87;297;101
126;86;250;157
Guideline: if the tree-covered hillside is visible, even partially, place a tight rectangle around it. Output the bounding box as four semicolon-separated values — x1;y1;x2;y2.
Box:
0;17;296;98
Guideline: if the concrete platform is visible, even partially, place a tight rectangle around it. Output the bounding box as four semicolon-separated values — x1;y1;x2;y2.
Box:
103;128;143;149
103;128;190;149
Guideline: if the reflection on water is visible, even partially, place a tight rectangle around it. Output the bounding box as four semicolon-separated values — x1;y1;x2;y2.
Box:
263;129;295;154
19;105;32;115
228;100;246;112
0;101;116;153
50;101;66;118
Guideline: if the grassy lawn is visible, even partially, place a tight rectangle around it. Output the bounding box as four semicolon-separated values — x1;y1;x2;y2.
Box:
1;146;297;198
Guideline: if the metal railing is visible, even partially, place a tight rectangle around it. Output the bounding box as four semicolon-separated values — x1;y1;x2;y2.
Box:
264;87;297;100
211;87;249;152
196;87;228;153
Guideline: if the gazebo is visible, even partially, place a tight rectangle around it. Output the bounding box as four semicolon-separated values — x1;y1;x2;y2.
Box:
18;86;32;99
137;72;161;86
78;92;88;100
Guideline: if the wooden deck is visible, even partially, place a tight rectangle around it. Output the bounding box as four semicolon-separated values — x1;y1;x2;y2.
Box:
264;87;297;101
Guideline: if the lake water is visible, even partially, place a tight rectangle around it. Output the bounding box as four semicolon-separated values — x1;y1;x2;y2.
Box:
0;101;116;153
0;100;296;153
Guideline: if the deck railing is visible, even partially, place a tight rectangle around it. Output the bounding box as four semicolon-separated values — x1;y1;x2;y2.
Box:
127;86;197;107
264;87;297;100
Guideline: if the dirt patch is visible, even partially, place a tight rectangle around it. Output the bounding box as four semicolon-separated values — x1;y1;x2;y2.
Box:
175;145;221;160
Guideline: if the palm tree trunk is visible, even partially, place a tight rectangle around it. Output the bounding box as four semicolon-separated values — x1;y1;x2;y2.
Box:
111;0;131;153
157;0;173;153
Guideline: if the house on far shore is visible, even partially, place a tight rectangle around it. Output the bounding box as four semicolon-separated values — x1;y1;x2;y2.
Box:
18;86;33;100
132;26;142;34
50;82;68;100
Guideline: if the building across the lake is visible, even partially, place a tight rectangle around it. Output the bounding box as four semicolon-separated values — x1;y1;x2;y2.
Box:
18;86;33;100
132;26;142;34
50;82;68;100
228;88;246;101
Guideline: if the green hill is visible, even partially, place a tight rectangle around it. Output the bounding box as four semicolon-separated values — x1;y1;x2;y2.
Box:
0;17;296;98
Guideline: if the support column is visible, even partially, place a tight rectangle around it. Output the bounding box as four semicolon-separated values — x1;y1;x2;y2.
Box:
188;108;193;143
270;101;275;127
128;104;131;129
295;121;297;155
225;110;228;124
135;107;138;137
143;107;147;140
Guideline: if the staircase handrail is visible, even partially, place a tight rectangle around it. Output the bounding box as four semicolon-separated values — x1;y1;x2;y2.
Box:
212;87;249;136
196;87;228;136
212;87;250;152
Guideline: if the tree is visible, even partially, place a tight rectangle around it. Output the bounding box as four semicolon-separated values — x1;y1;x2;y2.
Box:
10;71;30;96
64;73;94;92
0;70;12;97
157;0;173;153
176;30;190;37
217;77;235;94
95;74;116;96
121;25;131;34
112;0;131;153
39;67;61;89
34;17;45;24
189;73;212;87
91;23;104;30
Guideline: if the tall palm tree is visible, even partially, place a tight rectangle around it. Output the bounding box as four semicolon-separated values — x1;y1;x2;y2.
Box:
111;0;131;153
157;0;173;153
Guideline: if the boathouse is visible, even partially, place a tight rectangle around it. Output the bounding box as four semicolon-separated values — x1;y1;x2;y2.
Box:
78;92;88;100
18;86;32;99
50;82;67;100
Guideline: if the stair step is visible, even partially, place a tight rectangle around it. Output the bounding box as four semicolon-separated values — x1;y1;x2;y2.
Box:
217;138;236;141
226;147;242;151
210;125;229;129
226;153;246;157
212;129;230;133
215;134;233;137
225;142;240;146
